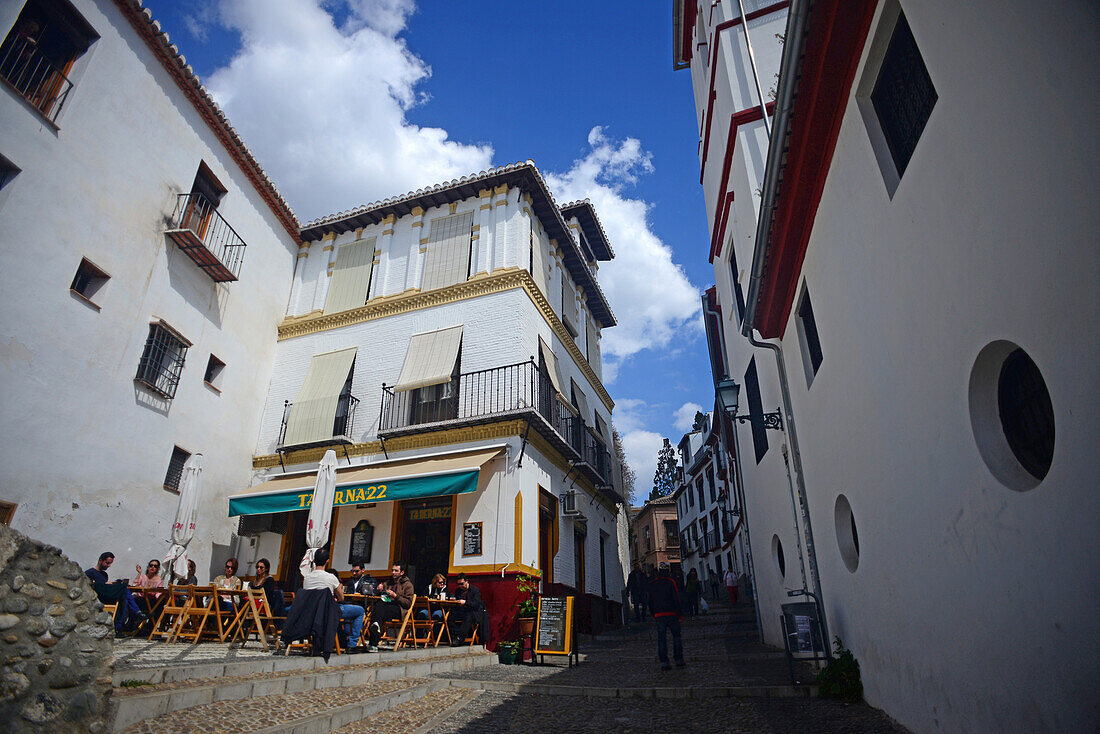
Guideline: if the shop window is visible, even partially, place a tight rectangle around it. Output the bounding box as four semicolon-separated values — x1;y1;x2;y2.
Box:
163;446;190;492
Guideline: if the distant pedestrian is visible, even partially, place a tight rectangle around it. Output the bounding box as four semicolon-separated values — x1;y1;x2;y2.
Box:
626;563;648;622
724;567;739;606
648;562;684;671
708;566;720;600
684;568;700;618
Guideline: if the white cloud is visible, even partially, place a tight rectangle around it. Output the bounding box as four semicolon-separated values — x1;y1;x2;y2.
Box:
673;402;705;433
203;0;492;222
545;127;702;381
621;430;665;501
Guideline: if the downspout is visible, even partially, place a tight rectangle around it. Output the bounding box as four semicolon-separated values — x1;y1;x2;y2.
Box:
741;0;833;656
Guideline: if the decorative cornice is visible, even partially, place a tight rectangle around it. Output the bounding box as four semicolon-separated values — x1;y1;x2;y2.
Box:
275;268;614;412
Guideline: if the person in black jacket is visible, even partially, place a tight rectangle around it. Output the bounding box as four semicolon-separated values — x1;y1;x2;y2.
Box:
626;563;649;622
648;562;685;670
449;573;484;645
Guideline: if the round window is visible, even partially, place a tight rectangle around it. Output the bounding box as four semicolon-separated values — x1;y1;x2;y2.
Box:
834;494;859;572
772;534;786;579
969;341;1055;491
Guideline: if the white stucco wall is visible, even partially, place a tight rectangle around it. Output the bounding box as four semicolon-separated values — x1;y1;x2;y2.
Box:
0;0;298;578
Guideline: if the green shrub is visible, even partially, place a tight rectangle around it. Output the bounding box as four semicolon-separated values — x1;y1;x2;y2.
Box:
815;637;863;703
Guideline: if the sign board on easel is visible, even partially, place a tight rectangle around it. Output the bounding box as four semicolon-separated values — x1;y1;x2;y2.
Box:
534;595;579;666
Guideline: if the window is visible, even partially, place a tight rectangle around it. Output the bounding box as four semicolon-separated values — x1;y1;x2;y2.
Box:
586;316;600;373
729;249;746;324
0;154;18;191
773;534;786;579
696;478;705;509
70;257;109;306
664;520;678;545
644;526;651;553
835;494;860;573
179;163;226;240
0;500;16;525
687;484;694;508
410;349;459;425
282;346;358;446
421;212;473;291
706;466;717;503
324;238;375;314
796;286;824;382
203;354;225;390
858;5;937;195
573;525;586;592
163;446;190;492
700;517;708;552
998;348;1055;481
0;0;97;123
561;276;579;337
744;357;769;463
135;322;190;399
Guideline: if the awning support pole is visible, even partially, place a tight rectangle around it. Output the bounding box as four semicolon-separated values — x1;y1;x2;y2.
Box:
517;419;532;468
341;444;351;463
277;451;285;472
379;435;389;460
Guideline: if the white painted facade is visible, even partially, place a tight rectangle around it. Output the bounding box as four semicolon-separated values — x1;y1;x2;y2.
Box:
677;0;1100;731
0;0;299;579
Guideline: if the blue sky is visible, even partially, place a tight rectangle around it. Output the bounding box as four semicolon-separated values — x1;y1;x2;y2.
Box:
141;0;715;498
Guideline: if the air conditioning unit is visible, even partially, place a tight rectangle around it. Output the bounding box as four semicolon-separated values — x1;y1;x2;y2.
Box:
560;489;580;516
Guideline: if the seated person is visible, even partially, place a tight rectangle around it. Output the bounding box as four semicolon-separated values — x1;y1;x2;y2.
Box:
365;562;414;651
300;548;363;651
132;559;164;588
213;557;242;612
417;573;448;622
248;557;283;618
84;552;143;631
449;573;483;645
184;560;199;586
343;564;376;597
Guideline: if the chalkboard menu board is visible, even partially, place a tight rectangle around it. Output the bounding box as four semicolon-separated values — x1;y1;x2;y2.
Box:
348;520;373;565
534;595;574;656
462;522;482;557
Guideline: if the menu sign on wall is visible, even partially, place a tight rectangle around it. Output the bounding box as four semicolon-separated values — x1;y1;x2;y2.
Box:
534;596;574;656
462;522;482;557
348;520;373;565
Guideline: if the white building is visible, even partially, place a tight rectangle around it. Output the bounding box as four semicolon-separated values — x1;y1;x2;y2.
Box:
228;164;629;636
674;0;1099;731
0;0;300;577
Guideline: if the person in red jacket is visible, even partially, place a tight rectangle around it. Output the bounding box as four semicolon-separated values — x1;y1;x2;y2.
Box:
647;562;685;670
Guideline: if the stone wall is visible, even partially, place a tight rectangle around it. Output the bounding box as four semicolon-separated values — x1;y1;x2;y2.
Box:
0;524;113;733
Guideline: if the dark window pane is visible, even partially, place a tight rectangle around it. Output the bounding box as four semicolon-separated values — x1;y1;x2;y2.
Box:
136;323;188;399
798;291;824;375
745;357;769;463
163;446;190;492
871;13;937;176
998;349;1055;480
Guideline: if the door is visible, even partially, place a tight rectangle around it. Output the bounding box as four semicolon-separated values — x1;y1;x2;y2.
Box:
400;499;452;592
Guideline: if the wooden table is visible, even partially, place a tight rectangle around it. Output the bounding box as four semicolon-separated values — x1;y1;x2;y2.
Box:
424;598;463;647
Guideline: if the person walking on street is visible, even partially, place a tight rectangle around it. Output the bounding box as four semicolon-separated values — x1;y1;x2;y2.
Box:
684;568;701;618
648;562;684;671
708;566;720;600
626;563;648;622
724;567;739;606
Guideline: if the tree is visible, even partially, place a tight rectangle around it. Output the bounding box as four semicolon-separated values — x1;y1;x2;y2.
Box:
650;438;678;500
612;425;636;506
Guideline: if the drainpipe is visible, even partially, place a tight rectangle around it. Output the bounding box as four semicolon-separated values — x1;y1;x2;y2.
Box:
726;411;763;642
747;331;830;657
735;0;772;136
780;442;808;593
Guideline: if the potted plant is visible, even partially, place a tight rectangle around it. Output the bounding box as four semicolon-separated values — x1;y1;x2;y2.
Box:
497;640;519;665
515;570;540;637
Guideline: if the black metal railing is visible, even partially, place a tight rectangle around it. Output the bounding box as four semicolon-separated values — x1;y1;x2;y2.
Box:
580;428;612;484
278;394;360;448
706;530;722;552
166;192;247;281
0;36;73;123
680;533;695;556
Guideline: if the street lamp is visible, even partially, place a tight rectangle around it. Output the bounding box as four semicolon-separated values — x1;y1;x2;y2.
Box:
715;377;783;431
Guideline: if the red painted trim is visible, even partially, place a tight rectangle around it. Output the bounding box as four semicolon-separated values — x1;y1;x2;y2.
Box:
681;0;698;65
755;0;878;337
698;2;790;181
707;103;775;263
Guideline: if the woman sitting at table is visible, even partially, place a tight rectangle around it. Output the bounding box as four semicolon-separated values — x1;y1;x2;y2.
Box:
132;559;164;588
417;573;448;622
248;558;283;618
213;557;241;611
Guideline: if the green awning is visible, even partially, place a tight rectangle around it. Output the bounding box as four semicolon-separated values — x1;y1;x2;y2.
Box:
228;447;503;517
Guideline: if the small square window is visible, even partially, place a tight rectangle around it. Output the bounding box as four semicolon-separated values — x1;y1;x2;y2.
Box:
796;287;824;383
70;257;109;306
135;322;190;399
163;446;190;492
0;154;18;191
204;354;225;390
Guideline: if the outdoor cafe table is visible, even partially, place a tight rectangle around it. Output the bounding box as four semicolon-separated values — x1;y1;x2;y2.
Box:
127;586;167;635
344;594;463;647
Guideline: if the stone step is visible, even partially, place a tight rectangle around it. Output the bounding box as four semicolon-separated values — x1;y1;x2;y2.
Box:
438;677;817;700
118;676;451;734
110;649;497;732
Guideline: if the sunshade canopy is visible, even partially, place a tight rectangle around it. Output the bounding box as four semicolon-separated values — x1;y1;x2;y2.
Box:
394;325;463;392
229;446;503;517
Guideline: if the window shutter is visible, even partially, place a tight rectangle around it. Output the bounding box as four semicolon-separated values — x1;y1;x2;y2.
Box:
324;238;375;314
586;316;600;374
421;212;474;291
562;276;578;334
283;347;358;446
530;231;549;298
394;326;464;392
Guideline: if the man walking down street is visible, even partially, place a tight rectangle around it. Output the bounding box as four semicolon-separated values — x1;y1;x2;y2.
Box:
626;563;648;622
724;567;739;606
648;562;684;671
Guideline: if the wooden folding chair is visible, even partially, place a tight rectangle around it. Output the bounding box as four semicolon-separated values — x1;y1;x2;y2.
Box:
407;599;437;648
230;588;276;652
149;585;191;641
130;587;167;636
174;586;232;644
379;597;418;650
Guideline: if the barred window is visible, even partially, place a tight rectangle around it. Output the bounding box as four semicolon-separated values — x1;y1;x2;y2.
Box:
136;322;189;399
163;446;190;492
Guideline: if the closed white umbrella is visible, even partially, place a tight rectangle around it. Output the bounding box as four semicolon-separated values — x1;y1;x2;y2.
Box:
302;449;338;568
165;453;203;583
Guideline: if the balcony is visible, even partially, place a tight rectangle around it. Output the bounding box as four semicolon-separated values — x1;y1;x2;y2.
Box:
0;36;73;123
703;530;722;554
278;394;361;452
379;360;616;490
165;193;247;282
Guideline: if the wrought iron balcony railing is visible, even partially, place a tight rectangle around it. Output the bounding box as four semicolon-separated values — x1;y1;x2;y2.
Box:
705;530;722;553
0;36;73;123
165;192;247;282
278;394;360;450
580;427;612;485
